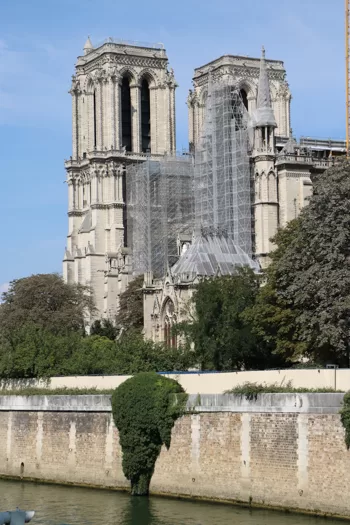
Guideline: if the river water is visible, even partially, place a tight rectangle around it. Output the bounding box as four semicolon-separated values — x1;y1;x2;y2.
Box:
0;479;339;525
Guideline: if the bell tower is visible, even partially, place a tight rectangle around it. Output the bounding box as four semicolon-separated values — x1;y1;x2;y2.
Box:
63;37;177;321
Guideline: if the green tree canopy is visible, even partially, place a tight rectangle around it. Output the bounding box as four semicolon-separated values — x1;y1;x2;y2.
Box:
250;159;350;366
0;330;195;379
275;160;350;365
0;273;94;336
177;268;286;371
111;332;195;374
90;319;118;340
0;273;196;379
244;218;307;363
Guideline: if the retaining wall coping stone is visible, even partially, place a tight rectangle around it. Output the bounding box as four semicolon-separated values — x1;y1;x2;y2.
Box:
185;393;345;414
0;395;112;412
0;393;345;414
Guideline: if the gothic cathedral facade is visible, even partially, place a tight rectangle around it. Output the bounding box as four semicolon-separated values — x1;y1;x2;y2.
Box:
64;39;343;325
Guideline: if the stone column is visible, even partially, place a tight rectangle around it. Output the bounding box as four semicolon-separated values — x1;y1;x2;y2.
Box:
102;79;109;150
248;94;256;120
166;86;171;154
117;168;123;202
80;181;84;209
81;92;87;156
116;82;122;150
87;179;91;206
130;84;141;153
194;103;200;149
88;87;95;152
187;100;194;149
68;180;74;212
150;87;158;154
110;78;116;150
287;95;291;137
96;81;103;150
74;180;79;210
170;86;176;154
95;173;99;203
71;92;78;159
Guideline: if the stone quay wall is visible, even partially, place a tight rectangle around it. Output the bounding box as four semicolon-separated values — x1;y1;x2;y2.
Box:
0;394;350;519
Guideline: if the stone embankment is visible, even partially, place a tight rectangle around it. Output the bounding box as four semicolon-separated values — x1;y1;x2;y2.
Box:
0;393;349;519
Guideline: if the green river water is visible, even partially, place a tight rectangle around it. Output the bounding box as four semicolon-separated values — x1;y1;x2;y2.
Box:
0;479;341;525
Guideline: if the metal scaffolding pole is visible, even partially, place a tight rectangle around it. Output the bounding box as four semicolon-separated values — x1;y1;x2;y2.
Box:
194;79;253;257
126;156;194;276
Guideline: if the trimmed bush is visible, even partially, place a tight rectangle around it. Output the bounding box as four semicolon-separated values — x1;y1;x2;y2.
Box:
111;372;187;495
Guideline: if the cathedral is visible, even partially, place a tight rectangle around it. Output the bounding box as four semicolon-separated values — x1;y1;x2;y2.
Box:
63;37;345;337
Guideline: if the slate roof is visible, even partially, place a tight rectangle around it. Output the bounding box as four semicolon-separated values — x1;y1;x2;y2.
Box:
171;234;260;277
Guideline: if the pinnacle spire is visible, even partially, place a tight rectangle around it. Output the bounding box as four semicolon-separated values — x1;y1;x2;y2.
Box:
254;46;277;128
83;36;93;55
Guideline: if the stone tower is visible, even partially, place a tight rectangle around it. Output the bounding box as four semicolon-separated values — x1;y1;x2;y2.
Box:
63;37;177;321
252;47;279;269
188;52;291;152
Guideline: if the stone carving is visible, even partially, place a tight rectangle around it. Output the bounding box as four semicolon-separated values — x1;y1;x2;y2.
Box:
276;81;291;98
69;75;81;94
187;89;198;107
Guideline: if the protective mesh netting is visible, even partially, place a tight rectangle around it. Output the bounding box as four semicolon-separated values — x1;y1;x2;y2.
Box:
194;79;254;257
126;79;254;277
126;157;194;277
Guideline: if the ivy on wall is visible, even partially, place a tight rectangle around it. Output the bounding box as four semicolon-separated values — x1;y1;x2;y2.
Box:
111;372;187;496
340;392;350;449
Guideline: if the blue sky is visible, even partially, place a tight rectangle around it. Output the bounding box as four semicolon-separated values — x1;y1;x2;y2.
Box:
0;0;345;291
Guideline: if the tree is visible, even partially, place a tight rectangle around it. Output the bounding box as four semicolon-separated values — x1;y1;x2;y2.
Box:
0;273;95;378
112;372;186;495
251;159;350;366
245;218;307;363
275;160;350;365
0;324;82;378
0;273;94;337
112;332;195;374
177;268;283;371
90;319;118;340
116;275;144;333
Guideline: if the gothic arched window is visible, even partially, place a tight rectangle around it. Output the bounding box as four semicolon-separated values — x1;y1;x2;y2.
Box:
162;299;177;348
255;173;261;201
141;78;151;153
267;171;277;201
121;76;132;152
240;89;249;111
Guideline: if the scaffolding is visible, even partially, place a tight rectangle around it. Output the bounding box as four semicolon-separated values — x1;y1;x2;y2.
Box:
126;157;194;277
194;78;253;257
